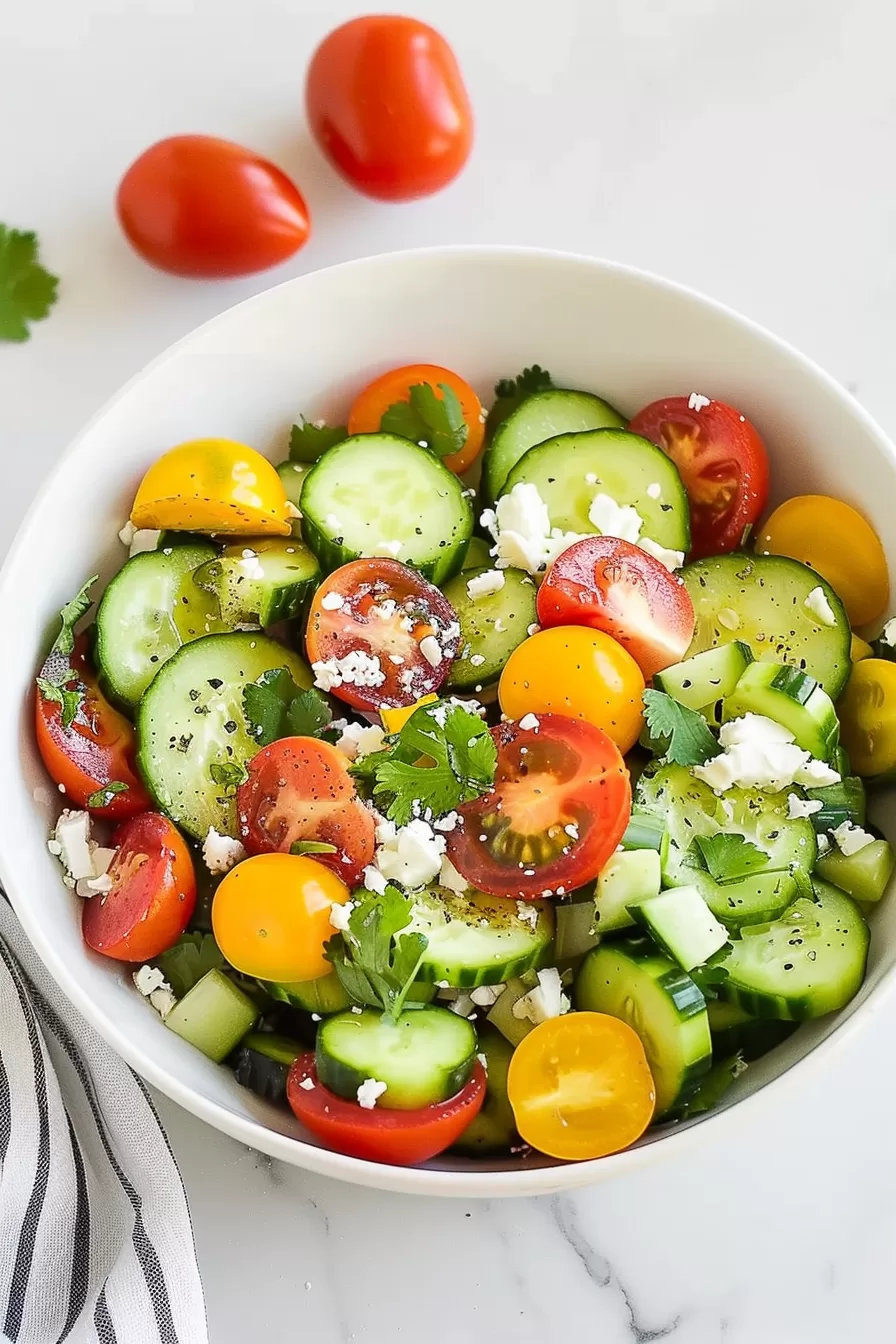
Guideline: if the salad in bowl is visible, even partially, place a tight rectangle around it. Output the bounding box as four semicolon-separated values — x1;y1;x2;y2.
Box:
32;353;895;1169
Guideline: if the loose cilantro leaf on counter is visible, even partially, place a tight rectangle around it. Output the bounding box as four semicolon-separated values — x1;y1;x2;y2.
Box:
692;833;769;883
380;382;468;459
642;690;721;767
326;885;428;1020
486;364;553;435
35;576;99;729
289;418;348;463
86;781;130;809
155;932;226;1000
0;226;59;342
243;668;332;747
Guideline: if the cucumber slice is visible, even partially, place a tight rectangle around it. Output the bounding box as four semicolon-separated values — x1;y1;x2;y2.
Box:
165;969;258;1062
442;566;538;691
595;849;662;933
723;662;839;760
231;1031;301;1103
95;544;226;708
265;972;352;1015
630;885;728;971
315;1006;477;1109
408;885;554;987
554;890;600;961
719;879;869;1020
194;538;320;627
461;536;493;571
621;810;670;860
451;1028;517;1155
482;389;625;502
137;632;311;838
485;972;539;1046
815;838;895;904
804;777;867;833
502;428;690;553
300;434;473;584
683;554;851;698
654;641;754;714
277;460;309;536
575;939;711;1114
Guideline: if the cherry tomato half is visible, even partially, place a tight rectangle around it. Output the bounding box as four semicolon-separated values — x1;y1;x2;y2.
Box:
446;714;631;900
838;659;896;779
35;639;151;819
348;364;485;475
306;16;473;202
305;559;460;711
130;438;292;536
507;1013;655;1161
537;536;696;679
212;853;350;982
287;1055;486;1165
82;813;196;962
237;737;374;887
629;397;769;559
117;135;310;278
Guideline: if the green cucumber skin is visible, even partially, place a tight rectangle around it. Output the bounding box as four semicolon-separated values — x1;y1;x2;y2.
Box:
482;388;625;502
409;886;554;988
451;1028;517;1155
805;777;867;833
443;566;538;692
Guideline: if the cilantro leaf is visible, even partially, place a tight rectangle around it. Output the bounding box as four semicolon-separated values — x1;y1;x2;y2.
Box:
155;932;225;1000
36;676;85;732
357;700;496;825
86;781;130;809
52;576;98;658
209;761;247;795
642;690;721;767
689;946;732;1001
487;364;553;435
243;668;332;747
289;418;348;463
290;839;338;856
0;226;59;343
691;833;769;883
326;885;428;1020
380;383;468;459
286;687;332;737
34;577;99;729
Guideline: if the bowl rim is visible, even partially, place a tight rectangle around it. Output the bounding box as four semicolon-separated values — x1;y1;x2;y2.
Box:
4;241;895;1197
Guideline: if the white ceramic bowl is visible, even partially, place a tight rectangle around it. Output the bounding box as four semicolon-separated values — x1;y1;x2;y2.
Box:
3;246;895;1198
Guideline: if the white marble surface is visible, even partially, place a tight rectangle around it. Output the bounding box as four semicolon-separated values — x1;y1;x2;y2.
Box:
5;0;896;1338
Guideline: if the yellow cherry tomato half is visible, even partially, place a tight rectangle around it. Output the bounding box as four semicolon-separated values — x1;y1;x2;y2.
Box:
507;1012;656;1161
212;853;350;982
757;494;889;627
499;625;645;753
837;658;896;779
131;438;292;535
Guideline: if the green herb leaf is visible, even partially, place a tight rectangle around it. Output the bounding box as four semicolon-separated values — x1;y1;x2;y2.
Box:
52;576;98;658
36;676;84;732
155;932;225;1000
86;781;130;809
242;668;332;747
290;840;338;856
380;382;468;459
326;885;428;1020
209;761;248;795
642;690;721;767
285;687;332;737
0;225;59;342
34;577;99;729
689;946;732;1001
289;418;348;463
680;1051;746;1117
487;364;553;435
692;833;770;883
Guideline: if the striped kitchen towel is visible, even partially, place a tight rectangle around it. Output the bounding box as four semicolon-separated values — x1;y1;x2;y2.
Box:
0;896;208;1344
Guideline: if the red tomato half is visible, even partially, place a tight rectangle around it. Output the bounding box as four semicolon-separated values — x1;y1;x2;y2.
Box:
82;813;196;962
447;715;631;900
628;397;769;559
35;640;151;820
287;1055;486;1166
116;135;310;278
306;16;474;201
305;559;460;711
237;737;375;888
537;536;696;679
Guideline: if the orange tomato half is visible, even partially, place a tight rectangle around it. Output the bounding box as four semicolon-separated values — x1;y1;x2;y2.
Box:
348;363;485;475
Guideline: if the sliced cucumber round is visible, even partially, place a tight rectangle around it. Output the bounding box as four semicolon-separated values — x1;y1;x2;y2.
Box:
574;938;711;1115
482;388;625;502
501;428;690;553
137;632;311;838
682;553;851;698
408;885;554;987
451;1028;517;1155
461;536;493;571
95;543;227;709
316;1006;477;1110
723;661;839;761
265;972;352;1016
300;433;473;584
231;1031;302;1103
194;538;320;627
654;641;754;715
442;566;538;692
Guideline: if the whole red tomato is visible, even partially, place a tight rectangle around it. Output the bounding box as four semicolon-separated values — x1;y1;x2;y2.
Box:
116;135;311;278
306;16;473;201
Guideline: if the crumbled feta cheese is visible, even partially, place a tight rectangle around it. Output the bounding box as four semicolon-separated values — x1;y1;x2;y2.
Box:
133;966;177;1019
237;549;265;581
717;608;740;631
646;483;662;499
52;811;96;881
434;811;460;832
321;591;345;611
119;522;161;557
470;984;505;1008
693;714;841;793
202;828;246;874
469;654;486;667
312;649;385;692
363;864;388;894
804;586;837;627
400;668;415;692
516;901;539;930
564;822;579;840
75;845;117;898
299;1077;315;1091
880;617;896;647
334;721;386;761
328;899;355;932
371;540;403;558
519;713;540;731
438;855;469;895
832;821;876;856
466;569;505;600
688;392;711;412
419;635;443;668
512;968;570;1025
481;483;552;574
118;521;135;547
448;991;476;1017
374;819;446;889
817;833;832;855
639;538;686;571
794;758;841;787
588;493;644;543
786;793;824;820
356;1078;388;1109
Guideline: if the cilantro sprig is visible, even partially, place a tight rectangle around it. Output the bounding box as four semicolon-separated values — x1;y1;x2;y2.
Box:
486;364;553;435
242;668;333;746
689;946;732;1001
289;418;348;462
642;690;721;767
326;886;428;1020
86;781;130;809
380;383;468;459
35;576;98;729
351;700;496;825
0;226;59;343
691;833;769;883
155;932;225;1000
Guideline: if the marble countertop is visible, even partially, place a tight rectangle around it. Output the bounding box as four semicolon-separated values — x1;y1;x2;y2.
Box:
4;0;896;1338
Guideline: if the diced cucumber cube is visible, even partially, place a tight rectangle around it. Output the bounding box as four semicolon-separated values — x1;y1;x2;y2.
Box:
165;969;258;1062
630;885;728;972
595;849;661;933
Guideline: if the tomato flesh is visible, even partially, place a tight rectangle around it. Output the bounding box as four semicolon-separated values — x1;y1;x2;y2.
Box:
628;397;769;559
82;813;196;962
237;737;375;888
305;559;460;711
537;536;696;679
446;714;631;899
287;1055;486;1165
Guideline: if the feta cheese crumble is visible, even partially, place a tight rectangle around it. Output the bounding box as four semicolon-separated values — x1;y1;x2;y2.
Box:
693;714;840;793
133;965;177;1019
470;984;505;1008
512;968;570;1025
786;793;824;820
374;819;446;889
312;649;385;692
481;482;553;574
118;522;161;557
202;827;246;874
804;586;837;627
880;617;896;647
371;540;403;559
356;1078;388;1109
419;635;443;668
516;901;539;930
687;392;711;412
588;493;644;544
237;549;265;581
328;899;355;932
466;569;505;600
362;865;388;895
320;591;346;611
438;855;469;895
638;537;686;571
333;721;386;761
50;810;96;882
832;821;876;856
518;713;540;731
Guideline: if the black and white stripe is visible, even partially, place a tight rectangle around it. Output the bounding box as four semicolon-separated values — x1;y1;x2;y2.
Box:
0;897;207;1344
